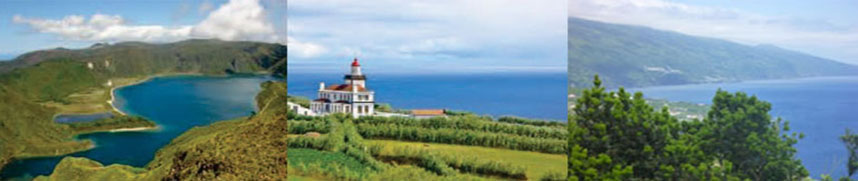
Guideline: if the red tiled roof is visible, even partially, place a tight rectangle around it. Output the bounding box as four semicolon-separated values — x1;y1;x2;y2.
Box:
411;109;445;116
325;84;368;92
313;98;330;103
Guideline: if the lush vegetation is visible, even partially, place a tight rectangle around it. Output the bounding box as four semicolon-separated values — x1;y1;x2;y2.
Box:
0;39;287;171
66;115;156;134
366;140;566;180
0;60;115;171
1;39;287;77
288;105;568;180
497;116;566;128
356;123;565;154
354;116;567;139
289;148;371;179
288;95;311;108
35;81;288;180
568;75;807;180
568;17;858;88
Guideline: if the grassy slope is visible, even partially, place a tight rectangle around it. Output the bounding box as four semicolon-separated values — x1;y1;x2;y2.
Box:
366;140;566;179
568;17;858;88
0;40;287;170
34;81;288;180
0;60;105;170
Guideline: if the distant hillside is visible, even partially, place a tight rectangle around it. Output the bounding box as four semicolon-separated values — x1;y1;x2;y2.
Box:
568;17;858;88
0;39;286;77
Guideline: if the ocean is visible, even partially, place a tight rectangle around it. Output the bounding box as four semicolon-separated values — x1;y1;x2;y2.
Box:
288;72;568;121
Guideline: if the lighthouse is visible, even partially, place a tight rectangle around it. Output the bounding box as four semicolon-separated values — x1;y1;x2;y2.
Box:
345;58;366;87
310;57;375;118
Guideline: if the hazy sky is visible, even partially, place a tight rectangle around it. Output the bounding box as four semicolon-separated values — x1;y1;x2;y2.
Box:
0;0;286;60
569;0;858;65
287;0;568;74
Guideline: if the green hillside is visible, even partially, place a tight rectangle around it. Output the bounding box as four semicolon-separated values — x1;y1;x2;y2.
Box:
568;17;858;88
0;39;287;77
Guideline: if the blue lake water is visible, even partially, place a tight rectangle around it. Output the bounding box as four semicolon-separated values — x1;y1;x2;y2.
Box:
288;72;568;121
629;76;858;179
0;75;277;180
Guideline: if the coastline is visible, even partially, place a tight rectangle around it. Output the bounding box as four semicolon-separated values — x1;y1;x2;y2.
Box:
617;75;858;90
108;126;160;133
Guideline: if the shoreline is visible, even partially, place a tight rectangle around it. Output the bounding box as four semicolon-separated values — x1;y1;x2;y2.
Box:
108;126;160;133
615;75;858;90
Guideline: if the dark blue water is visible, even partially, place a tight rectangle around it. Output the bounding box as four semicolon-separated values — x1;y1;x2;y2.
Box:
53;112;114;123
1;75;277;180
288;72;568;121
629;76;858;179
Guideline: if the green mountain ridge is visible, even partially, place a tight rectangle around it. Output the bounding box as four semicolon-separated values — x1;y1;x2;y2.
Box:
568;17;858;88
0;39;287;77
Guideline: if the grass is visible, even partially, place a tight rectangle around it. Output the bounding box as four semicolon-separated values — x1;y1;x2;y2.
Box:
366;139;566;179
41;88;110;114
0;60;102;170
288;148;372;177
33;157;155;181
66;115;157;135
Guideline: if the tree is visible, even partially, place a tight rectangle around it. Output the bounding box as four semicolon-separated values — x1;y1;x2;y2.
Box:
375;103;394;112
568;75;677;179
841;129;858;178
568;76;806;180
699;90;807;180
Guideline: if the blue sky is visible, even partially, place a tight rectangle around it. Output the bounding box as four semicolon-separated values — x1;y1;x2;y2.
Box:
286;0;568;74
570;0;858;65
0;0;286;60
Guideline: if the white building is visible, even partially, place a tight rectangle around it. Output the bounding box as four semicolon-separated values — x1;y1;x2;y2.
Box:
310;58;375;118
288;102;316;116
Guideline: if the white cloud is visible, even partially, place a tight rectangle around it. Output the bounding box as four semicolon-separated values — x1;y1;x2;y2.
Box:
569;0;858;64
12;0;281;44
12;14;192;42
287;36;327;58
191;0;275;41
288;0;567;73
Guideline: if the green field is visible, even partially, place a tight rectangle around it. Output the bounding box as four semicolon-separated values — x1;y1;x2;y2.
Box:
366;140;566;179
288;148;372;178
287;107;568;180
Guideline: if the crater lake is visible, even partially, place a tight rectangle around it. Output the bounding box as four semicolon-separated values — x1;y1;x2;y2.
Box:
1;75;279;180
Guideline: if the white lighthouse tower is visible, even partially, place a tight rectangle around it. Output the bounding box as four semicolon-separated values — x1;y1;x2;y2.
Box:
310;58;375;118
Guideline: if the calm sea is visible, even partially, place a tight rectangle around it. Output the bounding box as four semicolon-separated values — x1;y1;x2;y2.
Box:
0;75;277;180
629;76;858;179
288;72;568;121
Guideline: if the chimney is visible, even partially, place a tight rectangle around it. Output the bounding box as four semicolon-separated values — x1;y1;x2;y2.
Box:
319;82;325;91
